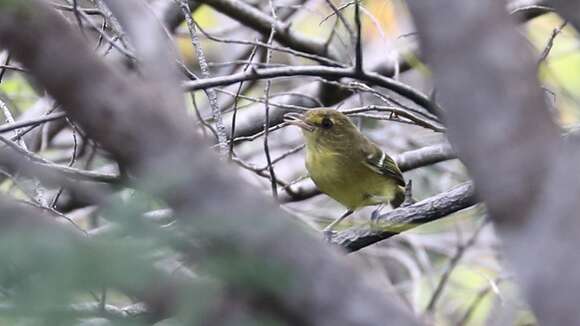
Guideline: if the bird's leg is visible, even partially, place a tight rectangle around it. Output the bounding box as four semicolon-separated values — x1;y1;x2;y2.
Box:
323;209;353;241
370;204;385;223
401;180;416;207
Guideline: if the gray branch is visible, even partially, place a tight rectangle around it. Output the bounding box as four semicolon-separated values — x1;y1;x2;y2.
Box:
183;65;436;115
332;182;477;252
196;0;341;61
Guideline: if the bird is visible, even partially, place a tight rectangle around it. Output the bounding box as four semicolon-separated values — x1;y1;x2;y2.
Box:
284;108;406;239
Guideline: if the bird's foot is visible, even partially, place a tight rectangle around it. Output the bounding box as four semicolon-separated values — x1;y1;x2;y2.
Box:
370;204;385;223
401;180;416;207
321;210;353;241
322;228;336;242
370;210;381;222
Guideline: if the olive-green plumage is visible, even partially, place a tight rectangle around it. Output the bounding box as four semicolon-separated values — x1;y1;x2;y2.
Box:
285;109;405;227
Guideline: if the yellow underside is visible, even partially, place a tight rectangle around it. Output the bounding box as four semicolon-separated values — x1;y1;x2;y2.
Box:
306;149;403;210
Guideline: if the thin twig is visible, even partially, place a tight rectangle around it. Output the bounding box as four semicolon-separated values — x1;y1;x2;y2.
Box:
457;277;505;326
263;0;279;200
0;135;121;183
0;98;50;204
0;112;67;134
193;21;344;67
196;0;341;61
51;118;80;208
320;1;355;26
538;20;567;64
72;0;87;38
0;64;25;73
322;0;354;49
424;217;489;313
228;121;292;144
0;52;11;83
354;0;363;72
232;156;297;196
0;97;21;146
190;93;218;140
177;0;228;157
51;2;104;16
230;44;260;159
214;88;314;113
344;105;445;132
207;60;284;68
182;65;438;116
65;0;135;60
89;0;130;49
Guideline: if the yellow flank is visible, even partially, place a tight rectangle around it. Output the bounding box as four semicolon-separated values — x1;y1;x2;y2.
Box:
285;108;405;212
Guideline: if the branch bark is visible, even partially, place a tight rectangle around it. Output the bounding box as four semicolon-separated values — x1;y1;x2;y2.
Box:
332;182;477;252
183;65;435;114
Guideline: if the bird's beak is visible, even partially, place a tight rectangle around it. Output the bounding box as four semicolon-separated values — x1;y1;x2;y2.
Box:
284;112;315;132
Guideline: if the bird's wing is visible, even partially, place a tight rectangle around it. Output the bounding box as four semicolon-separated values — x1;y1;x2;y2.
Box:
361;141;405;187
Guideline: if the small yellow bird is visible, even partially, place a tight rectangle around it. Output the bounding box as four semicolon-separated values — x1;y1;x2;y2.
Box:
285;108;406;238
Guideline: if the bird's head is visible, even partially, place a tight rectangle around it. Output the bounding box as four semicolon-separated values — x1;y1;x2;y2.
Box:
284;108;360;150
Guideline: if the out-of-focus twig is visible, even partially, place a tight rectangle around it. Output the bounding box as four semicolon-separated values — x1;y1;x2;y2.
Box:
0;1;419;324
424;218;489;313
262;0;279;199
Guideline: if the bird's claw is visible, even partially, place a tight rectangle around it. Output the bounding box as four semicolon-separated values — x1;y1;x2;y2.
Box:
322;229;336;241
370;209;381;223
370;204;384;223
401;180;416;207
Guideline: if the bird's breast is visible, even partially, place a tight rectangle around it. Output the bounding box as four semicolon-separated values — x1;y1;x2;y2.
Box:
306;149;362;209
305;147;400;210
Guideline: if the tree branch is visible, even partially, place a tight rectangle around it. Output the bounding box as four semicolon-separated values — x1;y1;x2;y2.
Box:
197;0;341;61
183;65;437;115
0;112;66;134
332;182;477;252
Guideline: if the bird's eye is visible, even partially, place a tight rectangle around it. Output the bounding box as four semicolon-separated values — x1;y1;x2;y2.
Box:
321;117;333;129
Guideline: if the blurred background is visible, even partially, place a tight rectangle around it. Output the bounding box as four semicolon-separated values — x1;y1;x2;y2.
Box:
0;0;572;325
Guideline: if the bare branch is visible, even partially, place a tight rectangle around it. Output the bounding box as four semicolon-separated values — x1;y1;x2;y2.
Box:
0;112;66;134
153;0;201;31
183;65;437;114
177;0;228;155
353;0;363;72
197;0;341;61
424;218;488;313
262;0;279;199
331;183;477;252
